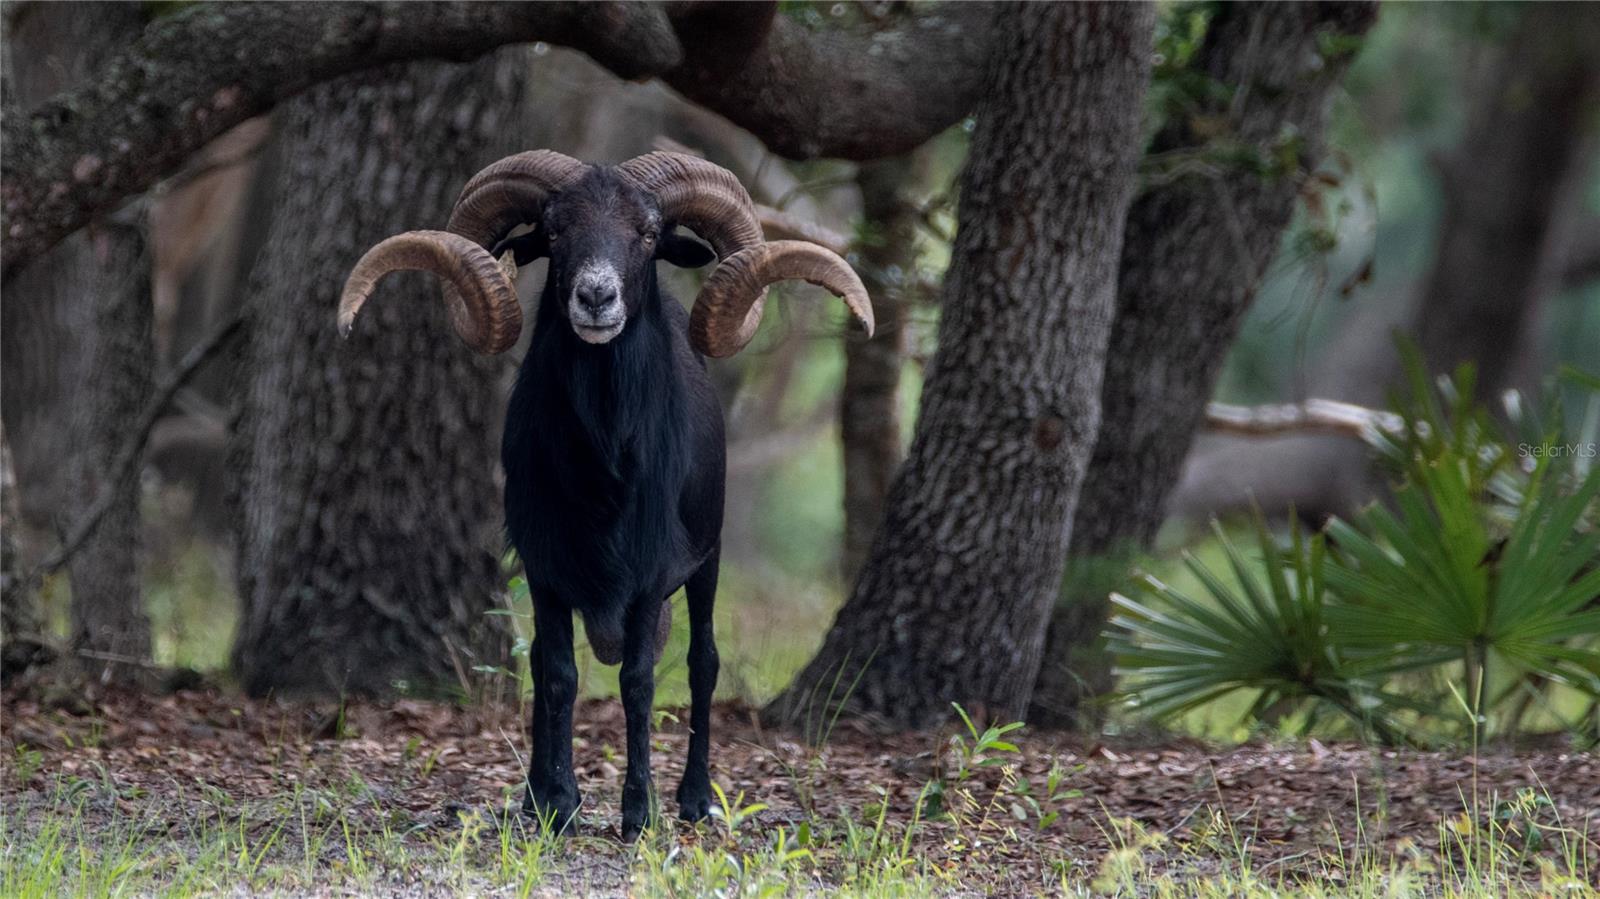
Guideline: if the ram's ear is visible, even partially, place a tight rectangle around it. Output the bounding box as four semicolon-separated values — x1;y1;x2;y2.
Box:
492;228;549;266
656;232;716;269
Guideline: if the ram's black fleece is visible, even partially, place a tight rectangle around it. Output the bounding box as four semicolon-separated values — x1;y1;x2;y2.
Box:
502;243;722;661
497;169;724;840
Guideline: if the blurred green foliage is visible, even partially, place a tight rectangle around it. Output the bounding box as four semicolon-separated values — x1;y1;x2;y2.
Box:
1220;2;1600;407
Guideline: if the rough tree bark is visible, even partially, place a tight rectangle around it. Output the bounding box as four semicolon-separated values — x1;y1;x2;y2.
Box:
2;2;992;277
1028;1;1379;729
58;227;154;687
840;155;921;585
230;51;529;697
2;3;155;686
767;2;1155;730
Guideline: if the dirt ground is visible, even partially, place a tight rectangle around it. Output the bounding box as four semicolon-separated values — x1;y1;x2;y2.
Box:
4;687;1598;895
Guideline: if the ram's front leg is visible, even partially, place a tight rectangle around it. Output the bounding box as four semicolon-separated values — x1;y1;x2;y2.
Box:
618;595;662;841
677;548;720;822
525;594;580;834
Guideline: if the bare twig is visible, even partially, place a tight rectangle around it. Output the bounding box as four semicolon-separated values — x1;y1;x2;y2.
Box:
75;647;166;670
755;204;851;255
25;316;244;583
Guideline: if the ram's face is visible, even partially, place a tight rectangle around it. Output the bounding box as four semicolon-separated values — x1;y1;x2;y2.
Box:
518;170;716;346
539;176;662;345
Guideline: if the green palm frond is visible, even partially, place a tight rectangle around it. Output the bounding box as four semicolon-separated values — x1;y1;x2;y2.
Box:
1110;516;1398;740
1327;460;1600;701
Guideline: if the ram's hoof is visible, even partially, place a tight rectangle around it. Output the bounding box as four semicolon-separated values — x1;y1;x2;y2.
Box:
677;783;713;823
522;793;579;836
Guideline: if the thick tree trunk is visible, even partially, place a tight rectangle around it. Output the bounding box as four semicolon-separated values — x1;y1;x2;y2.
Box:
839;155;921;585
1414;1;1600;398
767;2;1154;730
2;3;154;686
231;51;528;697
1028;2;1378;729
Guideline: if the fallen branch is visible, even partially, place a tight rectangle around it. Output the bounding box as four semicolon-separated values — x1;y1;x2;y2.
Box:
74;647;167;671
1203;399;1404;440
25;316;244;584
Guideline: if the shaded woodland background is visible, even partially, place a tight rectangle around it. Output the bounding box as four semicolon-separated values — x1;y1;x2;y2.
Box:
2;0;1598;742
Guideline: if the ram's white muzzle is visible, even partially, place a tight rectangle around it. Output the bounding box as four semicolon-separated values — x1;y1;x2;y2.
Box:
569;260;625;344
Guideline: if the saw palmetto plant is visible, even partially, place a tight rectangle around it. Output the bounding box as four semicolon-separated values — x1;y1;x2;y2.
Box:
1110;516;1407;743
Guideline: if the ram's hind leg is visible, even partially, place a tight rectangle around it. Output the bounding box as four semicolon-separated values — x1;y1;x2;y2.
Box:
677;546;721;822
524;594;580;834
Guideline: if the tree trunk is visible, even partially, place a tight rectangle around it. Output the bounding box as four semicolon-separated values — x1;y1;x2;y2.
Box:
1028;2;1378;729
839;155;921;585
767;2;1154;731
1414;1;1600;399
231;51;528;697
1;425;54;678
2;3;154;686
62;225;155;686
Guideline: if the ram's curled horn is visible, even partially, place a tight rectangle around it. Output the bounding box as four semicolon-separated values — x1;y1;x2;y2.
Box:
617;151;873;358
690;240;874;358
337;150;585;355
616;152;766;262
446;149;587;249
338;230;521;355
433;150;587;350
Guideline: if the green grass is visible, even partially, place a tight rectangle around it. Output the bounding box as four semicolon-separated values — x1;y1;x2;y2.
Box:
3;787;544;897
5;769;1592;898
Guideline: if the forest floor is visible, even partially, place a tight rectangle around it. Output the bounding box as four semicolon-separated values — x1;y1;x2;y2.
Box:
3;686;1598;897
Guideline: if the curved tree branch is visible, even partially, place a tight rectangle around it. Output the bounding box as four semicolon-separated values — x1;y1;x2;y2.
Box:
1;1;682;277
661;2;994;160
2;1;994;278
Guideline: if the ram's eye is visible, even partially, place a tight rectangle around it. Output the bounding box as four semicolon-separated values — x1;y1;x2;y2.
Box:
641;231;657;246
545;228;560;243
